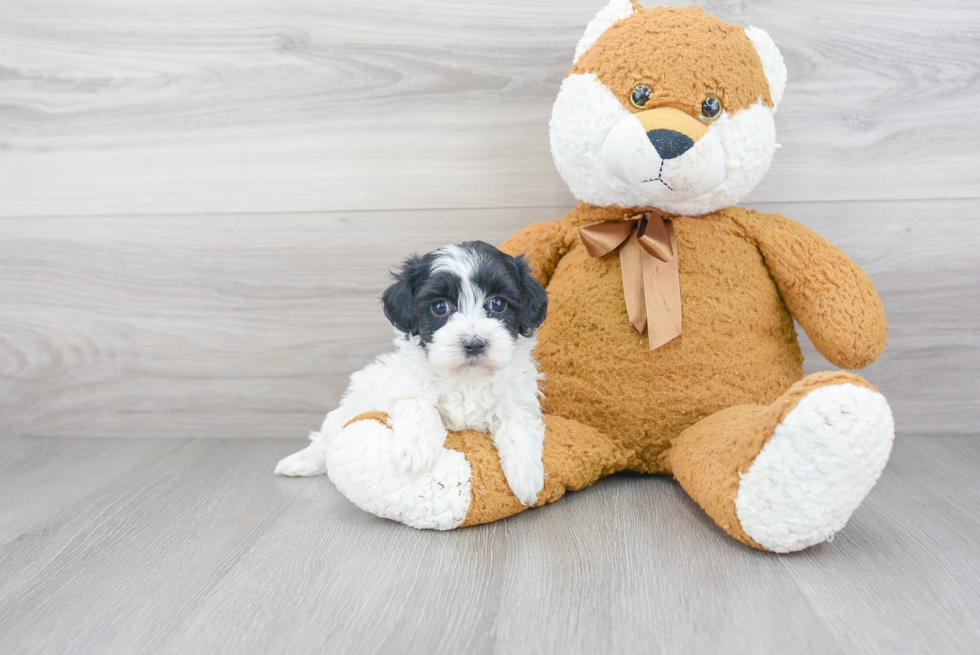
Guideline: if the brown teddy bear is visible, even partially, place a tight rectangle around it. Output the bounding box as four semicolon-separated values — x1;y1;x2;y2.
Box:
314;1;895;553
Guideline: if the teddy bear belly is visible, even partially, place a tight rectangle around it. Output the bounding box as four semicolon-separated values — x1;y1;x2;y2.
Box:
534;227;804;473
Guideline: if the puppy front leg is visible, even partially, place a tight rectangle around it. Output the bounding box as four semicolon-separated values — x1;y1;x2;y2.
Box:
389;399;448;474
491;410;546;506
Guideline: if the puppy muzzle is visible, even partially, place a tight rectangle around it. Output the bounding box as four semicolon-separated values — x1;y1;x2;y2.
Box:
601;106;726;202
461;337;486;358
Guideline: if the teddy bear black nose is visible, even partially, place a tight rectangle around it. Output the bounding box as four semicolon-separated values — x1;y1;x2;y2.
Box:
646;129;695;160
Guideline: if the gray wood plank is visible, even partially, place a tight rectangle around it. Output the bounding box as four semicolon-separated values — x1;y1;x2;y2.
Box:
1;200;976;440
0;438;305;655
0;436;977;655
0;0;977;217
160;476;841;655
486;477;842;655
777;436;980;654
156;479;505;655
0;437;178;543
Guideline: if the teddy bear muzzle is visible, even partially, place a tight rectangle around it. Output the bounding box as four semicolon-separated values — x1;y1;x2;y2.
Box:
601;106;726;202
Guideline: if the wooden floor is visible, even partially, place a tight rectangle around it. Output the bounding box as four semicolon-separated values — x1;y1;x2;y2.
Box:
0;435;977;654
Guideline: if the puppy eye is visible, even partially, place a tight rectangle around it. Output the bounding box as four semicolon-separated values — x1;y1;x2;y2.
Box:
629;84;652;110
701;95;722;121
431;300;450;316
487;298;507;313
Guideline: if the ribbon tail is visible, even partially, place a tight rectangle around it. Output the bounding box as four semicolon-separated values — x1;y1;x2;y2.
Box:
640;220;682;350
619;236;647;334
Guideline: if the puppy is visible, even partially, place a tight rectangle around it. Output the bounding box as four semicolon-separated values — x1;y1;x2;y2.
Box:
275;241;549;506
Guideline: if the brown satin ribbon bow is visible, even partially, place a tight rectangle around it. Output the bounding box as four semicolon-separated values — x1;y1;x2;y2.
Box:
579;211;682;350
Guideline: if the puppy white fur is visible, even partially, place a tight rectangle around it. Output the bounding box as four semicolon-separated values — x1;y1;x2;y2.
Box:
275;241;549;506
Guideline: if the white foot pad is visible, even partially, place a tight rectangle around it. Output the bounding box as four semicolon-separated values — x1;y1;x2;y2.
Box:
735;383;895;553
324;419;472;530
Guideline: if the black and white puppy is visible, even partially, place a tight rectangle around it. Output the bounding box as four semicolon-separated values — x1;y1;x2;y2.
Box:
275;241;549;506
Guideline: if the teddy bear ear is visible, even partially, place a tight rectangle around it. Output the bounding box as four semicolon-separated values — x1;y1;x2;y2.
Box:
744;26;788;110
572;0;640;65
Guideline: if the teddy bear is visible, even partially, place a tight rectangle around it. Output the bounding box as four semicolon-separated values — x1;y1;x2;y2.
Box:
318;0;895;553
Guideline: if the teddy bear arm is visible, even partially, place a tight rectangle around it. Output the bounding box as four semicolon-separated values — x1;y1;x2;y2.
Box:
741;212;888;369
499;219;568;286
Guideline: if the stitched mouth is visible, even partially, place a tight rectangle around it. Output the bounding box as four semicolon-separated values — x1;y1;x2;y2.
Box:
641;160;673;190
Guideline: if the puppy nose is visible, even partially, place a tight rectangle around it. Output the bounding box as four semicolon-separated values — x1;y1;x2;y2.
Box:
646;129;694;160
462;337;486;356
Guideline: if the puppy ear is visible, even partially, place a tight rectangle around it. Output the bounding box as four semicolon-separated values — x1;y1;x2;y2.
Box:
512;254;549;336
382;254;427;335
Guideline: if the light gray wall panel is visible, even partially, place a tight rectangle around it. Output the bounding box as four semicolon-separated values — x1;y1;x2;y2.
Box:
1;200;975;439
0;0;977;216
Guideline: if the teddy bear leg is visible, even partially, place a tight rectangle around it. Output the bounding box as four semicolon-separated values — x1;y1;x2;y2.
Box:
324;412;633;530
452;414;634;527
663;371;895;552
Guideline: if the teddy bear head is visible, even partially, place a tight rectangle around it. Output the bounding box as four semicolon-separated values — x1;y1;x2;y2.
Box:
550;1;788;216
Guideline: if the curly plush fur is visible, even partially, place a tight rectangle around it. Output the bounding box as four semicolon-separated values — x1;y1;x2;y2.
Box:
310;2;895;551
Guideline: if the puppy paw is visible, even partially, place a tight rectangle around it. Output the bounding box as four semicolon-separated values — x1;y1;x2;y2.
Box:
500;450;545;506
493;420;546;506
275;444;328;477
391;423;447;474
388;400;448;474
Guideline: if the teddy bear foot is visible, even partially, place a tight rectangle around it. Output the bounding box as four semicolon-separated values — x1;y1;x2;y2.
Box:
734;382;895;553
668;372;895;552
323;414;473;530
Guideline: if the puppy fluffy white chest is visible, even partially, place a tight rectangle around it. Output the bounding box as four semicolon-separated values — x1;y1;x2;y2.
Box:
438;386;494;432
435;380;508;432
425;335;542;433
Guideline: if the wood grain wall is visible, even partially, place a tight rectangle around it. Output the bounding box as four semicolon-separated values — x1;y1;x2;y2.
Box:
1;0;977;438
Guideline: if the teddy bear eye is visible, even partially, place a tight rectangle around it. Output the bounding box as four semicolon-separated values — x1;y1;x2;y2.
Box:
701;95;723;121
629;84;653;110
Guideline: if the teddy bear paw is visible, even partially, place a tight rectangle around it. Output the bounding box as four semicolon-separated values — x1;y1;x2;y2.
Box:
734;383;895;552
324;418;472;530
